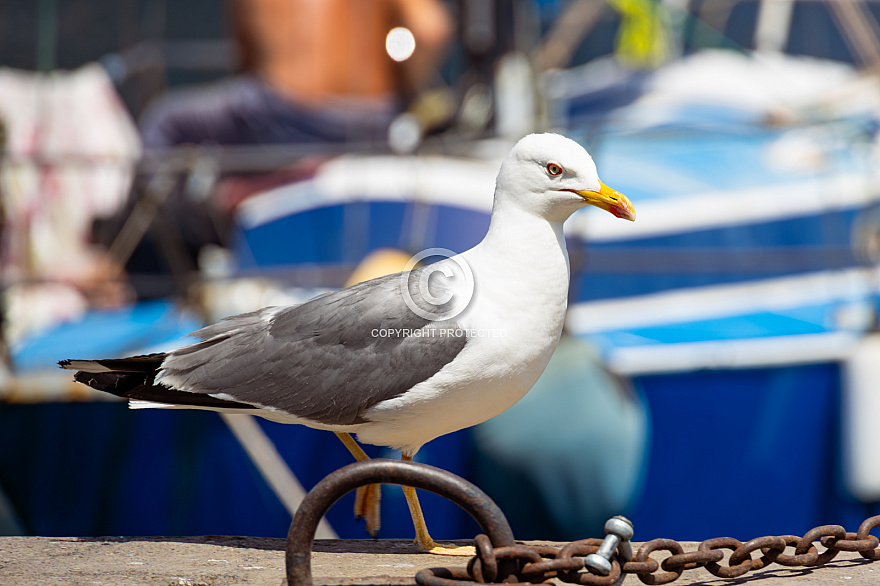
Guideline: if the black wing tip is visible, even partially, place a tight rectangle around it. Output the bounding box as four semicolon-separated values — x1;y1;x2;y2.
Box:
58;359;102;372
58;354;168;374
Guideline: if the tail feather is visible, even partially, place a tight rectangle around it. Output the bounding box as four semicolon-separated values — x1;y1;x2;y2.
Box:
59;353;165;374
59;354;257;411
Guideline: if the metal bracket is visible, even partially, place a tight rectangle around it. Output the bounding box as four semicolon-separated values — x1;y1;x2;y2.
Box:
284;458;516;586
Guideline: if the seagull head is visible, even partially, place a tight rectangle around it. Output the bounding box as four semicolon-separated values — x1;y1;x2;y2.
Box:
495;133;635;223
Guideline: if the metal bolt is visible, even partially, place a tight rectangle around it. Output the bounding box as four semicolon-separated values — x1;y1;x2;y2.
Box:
584;515;634;576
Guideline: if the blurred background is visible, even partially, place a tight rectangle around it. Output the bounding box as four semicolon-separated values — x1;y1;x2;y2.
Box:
1;0;880;544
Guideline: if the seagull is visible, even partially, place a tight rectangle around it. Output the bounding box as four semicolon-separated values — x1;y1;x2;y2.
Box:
59;133;635;555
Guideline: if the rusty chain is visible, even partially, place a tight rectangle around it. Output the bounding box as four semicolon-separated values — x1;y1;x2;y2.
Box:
285;460;879;586
415;515;880;586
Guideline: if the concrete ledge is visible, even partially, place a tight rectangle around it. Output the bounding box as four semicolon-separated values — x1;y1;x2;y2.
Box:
1;536;878;585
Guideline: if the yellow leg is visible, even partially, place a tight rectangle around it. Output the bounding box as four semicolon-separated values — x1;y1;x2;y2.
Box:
334;432;381;536
335;431;370;461
401;454;475;556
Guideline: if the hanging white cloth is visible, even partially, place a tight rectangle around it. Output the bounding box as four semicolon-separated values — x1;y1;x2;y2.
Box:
0;63;141;346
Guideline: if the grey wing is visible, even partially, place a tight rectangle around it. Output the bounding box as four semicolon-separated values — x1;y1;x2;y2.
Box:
157;270;468;425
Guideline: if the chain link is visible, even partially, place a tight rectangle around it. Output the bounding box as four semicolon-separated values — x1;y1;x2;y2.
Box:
414;515;880;586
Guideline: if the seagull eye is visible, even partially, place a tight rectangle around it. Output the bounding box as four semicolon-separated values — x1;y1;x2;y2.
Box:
546;163;563;176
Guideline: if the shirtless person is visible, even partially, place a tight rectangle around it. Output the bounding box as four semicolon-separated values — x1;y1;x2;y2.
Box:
141;0;452;147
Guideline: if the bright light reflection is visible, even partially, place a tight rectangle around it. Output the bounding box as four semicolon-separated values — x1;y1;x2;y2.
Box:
386;27;415;62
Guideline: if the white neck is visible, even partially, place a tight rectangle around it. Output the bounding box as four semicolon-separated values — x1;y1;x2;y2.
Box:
461;197;572;329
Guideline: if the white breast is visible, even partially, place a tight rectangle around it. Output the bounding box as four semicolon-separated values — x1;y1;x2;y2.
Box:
358;210;571;454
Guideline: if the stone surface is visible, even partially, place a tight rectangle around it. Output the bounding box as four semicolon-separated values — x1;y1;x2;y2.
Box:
0;536;878;585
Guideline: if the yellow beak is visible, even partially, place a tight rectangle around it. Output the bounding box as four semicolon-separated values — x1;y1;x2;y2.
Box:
574;182;636;221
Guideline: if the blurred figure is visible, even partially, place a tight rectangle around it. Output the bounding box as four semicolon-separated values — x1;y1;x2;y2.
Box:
141;0;453;148
123;0;452;298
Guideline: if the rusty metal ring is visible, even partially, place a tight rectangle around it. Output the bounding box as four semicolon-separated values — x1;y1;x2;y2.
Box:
493;545;544;563
474;543;544;581
555;539;620;585
469;534;498;583
700;537;751;578
729;535;787;571
797;525;846;566
621;559;659;575
634;539;684;585
416;567;537;586
857;515;880;560
520;557;584;580
661;549;723;572
529;544;564;558
766;535;817;566
820;531;879;553
415;566;477;586
729;536;783;567
512;545;568;581
285;459;516;586
557;539;605;559
561;561;622;586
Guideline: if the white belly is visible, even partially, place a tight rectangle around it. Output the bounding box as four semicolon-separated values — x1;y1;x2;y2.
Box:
359;210;572;454
358;274;568;453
